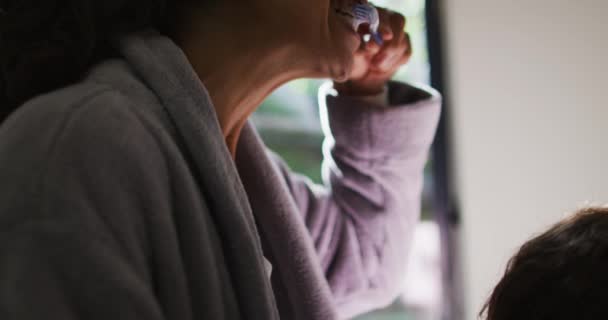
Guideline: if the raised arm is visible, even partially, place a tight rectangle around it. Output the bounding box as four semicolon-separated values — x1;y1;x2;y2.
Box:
271;81;441;318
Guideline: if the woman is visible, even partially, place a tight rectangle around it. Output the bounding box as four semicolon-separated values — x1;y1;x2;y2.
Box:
0;0;440;319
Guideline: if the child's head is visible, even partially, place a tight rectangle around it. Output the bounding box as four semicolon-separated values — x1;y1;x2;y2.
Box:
482;207;608;320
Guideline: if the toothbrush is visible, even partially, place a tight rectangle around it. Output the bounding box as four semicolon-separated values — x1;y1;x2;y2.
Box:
352;3;383;45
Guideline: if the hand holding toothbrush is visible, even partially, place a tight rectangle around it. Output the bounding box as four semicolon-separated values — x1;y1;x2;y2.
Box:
335;6;412;96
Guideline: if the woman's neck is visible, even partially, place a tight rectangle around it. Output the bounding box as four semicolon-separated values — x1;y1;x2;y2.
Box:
175;4;313;157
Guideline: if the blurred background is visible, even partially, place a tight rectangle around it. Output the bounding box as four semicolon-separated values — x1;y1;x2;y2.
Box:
253;0;608;319
444;0;608;319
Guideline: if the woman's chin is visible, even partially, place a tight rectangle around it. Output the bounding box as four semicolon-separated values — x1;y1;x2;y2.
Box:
331;63;353;82
326;41;359;81
323;52;354;82
316;4;362;81
332;34;361;80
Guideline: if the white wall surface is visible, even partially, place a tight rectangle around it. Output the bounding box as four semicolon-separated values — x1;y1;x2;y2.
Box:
441;1;608;318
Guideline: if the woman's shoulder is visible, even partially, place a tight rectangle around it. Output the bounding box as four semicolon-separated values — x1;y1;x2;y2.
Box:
0;82;174;245
4;58;170;138
0;79;177;182
4;75;169;146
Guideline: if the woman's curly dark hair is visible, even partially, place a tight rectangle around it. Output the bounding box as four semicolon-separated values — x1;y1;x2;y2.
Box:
0;0;194;122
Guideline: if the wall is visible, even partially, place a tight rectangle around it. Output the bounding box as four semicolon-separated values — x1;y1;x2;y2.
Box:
441;1;608;318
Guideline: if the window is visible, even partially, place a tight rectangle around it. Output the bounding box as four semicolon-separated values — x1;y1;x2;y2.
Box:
252;1;444;319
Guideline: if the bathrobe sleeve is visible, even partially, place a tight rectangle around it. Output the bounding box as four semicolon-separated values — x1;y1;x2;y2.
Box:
270;81;441;318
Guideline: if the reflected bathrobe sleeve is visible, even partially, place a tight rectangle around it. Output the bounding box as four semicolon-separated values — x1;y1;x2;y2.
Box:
270;81;441;318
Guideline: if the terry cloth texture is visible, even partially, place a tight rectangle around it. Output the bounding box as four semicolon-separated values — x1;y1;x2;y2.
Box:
0;31;441;320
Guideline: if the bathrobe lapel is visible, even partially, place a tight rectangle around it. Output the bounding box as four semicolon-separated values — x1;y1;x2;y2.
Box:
118;32;279;320
236;123;339;320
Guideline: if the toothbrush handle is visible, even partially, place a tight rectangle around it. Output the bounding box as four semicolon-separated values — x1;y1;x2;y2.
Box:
372;33;384;46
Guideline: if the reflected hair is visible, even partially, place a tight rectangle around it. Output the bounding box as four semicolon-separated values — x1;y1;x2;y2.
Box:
480;207;608;320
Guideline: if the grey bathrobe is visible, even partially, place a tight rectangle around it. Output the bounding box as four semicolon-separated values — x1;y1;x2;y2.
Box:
0;32;440;320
